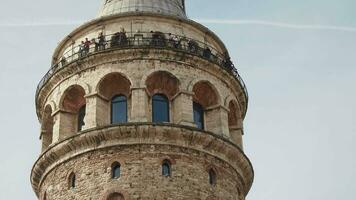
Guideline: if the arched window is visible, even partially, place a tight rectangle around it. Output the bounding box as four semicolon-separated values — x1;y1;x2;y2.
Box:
162;160;171;177
77;105;86;131
42;191;47;200
111;95;128;124
152;94;170;123
111;162;121;179
68;172;76;189
193;102;204;129
208;169;217;186
107;192;125;200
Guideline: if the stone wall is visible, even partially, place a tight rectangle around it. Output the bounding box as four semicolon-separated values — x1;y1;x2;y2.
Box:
41;144;243;200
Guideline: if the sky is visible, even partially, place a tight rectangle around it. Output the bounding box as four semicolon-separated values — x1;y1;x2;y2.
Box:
0;0;355;199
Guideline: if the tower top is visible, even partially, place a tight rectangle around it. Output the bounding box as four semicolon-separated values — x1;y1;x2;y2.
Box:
97;0;187;18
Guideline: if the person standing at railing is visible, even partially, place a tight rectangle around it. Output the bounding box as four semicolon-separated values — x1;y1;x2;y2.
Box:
79;41;85;57
84;38;91;55
223;52;233;70
203;47;212;59
188;39;198;53
97;32;106;51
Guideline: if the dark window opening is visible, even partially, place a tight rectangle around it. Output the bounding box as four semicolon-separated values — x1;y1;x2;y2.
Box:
209;169;217;186
111;162;121;179
152;94;170;123
69;172;76;189
162;160;171;177
111;95;128;124
193;102;204;129
78;105;86;131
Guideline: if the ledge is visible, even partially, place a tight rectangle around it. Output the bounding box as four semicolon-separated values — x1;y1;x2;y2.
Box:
31;123;254;197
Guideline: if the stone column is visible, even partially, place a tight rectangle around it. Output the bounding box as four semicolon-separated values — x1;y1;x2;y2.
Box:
205;105;230;138
84;93;109;129
52;110;76;141
172;91;195;126
130;88;149;122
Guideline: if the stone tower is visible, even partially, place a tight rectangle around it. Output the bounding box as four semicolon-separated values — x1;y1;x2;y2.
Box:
31;0;253;199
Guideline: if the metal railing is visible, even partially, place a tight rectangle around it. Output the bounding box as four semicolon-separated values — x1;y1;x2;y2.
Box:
36;32;248;111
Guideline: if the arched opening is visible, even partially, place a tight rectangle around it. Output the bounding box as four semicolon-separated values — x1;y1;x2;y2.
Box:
192;81;218;108
146;71;180;122
193;102;204;129
41;105;54;151
68;172;76;189
145;71;180;100
107;193;125;200
228;100;243;147
98;73;131;125
228;100;239;127
78;105;86;131
192;81;219;131
162;160;171;177
111;162;121;179
60;85;86;135
152;94;170;123
42;191;47;200
111;95;128;124
208;168;217;186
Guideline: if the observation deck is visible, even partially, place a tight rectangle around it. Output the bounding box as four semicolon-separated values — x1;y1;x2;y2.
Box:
36;32;248;119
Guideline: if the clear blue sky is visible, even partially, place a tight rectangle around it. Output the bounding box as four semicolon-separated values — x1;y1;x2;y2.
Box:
0;0;355;199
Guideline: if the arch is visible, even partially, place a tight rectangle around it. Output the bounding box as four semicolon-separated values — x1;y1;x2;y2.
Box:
60;85;86;112
101;187;128;200
42;191;47;200
59;85;86;133
228;100;239;127
152;94;170;123
162;159;171;177
41;105;54;151
97;72;131;100
192;81;219;108
107;193;125;200
144;71;180;99
111;162;121;179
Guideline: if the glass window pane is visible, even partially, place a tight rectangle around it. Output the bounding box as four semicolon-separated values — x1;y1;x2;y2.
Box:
111;95;127;124
112;164;121;179
193;102;204;129
152;94;169;123
162;162;171;176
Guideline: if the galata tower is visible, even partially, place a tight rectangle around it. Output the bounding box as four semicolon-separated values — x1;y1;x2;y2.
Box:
31;0;254;199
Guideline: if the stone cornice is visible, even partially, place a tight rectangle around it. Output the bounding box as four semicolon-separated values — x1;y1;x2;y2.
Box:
31;123;254;197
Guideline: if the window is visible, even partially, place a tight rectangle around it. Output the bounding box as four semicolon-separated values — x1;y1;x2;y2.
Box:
111;95;128;124
78;105;86;131
68;172;76;189
107;193;124;200
209;169;217;186
111;162;121;179
162;160;171;177
193;102;204;129
152;94;169;123
42;191;47;200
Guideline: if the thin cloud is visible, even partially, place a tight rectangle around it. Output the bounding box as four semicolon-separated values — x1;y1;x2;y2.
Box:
195;19;356;33
2;19;356;33
0;21;83;27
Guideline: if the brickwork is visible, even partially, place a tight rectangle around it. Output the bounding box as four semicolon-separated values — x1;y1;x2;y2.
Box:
41;144;242;200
